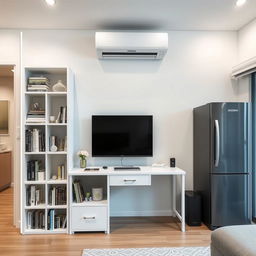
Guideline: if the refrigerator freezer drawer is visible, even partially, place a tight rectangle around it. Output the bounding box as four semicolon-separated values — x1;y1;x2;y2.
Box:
211;174;250;227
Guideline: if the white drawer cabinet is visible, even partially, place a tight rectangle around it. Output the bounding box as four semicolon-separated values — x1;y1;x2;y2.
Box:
109;175;151;186
71;206;107;232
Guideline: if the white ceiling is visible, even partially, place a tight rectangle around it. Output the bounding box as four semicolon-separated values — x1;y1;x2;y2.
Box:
0;0;255;31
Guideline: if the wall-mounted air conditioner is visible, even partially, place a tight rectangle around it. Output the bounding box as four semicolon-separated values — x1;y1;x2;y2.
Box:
95;32;168;60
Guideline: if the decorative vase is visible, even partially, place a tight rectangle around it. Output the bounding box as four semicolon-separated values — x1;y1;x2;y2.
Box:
52;80;66;92
80;158;87;168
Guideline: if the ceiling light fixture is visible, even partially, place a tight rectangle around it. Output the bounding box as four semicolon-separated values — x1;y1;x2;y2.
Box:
236;0;247;7
45;0;56;6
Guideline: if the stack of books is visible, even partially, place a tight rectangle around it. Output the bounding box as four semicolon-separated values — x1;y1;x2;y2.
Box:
27;77;50;92
73;180;85;203
27;210;45;230
25;128;45;152
27;160;45;181
49;186;66;205
26;185;43;206
48;210;67;230
27;109;45;123
55;106;67;123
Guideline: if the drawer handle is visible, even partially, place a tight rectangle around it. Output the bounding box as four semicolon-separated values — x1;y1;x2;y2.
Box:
123;179;136;182
82;216;96;220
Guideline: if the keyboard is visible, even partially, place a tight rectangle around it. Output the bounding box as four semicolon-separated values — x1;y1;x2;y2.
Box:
114;166;141;171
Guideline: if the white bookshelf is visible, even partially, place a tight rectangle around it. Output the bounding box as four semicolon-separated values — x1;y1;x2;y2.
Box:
21;67;74;234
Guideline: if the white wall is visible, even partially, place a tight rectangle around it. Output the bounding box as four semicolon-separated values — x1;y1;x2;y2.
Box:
238;18;256;62
22;30;243;216
236;18;256;102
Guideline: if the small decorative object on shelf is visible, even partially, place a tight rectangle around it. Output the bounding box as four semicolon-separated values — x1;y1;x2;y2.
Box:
92;187;103;201
27;102;45;123
38;171;45;181
52;80;66;92
50;136;58;152
52;175;57;180
77;150;89;168
49;116;55;123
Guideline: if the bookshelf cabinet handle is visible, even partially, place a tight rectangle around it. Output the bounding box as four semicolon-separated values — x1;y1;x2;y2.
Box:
123;179;136;182
83;216;96;220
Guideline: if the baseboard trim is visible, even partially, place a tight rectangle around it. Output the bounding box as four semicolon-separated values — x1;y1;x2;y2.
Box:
110;209;174;217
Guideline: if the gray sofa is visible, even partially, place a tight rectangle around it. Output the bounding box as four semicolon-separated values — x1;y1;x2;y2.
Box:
211;225;256;256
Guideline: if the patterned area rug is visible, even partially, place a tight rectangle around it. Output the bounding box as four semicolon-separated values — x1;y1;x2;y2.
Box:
83;247;210;256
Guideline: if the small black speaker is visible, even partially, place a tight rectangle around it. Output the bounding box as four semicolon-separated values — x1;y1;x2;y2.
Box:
185;191;202;226
170;158;175;167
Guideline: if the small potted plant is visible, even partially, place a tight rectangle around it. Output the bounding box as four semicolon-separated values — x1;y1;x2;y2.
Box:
77;150;89;168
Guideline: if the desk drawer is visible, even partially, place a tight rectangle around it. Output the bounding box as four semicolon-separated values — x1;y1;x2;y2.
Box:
109;175;151;186
72;206;107;232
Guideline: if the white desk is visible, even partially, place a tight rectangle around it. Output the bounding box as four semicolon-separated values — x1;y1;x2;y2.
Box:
69;166;186;233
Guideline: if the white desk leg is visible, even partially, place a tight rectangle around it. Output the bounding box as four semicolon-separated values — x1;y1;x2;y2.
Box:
106;175;110;234
172;175;176;215
181;174;185;232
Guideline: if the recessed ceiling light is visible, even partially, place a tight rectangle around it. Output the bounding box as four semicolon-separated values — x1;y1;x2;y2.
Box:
236;0;247;7
45;0;56;6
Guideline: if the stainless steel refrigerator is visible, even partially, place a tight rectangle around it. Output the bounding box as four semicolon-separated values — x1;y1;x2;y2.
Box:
193;102;251;230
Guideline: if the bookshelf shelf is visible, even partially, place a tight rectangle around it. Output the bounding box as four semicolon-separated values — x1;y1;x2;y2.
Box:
25;123;46;126
25;204;46;210
25;229;47;234
25;92;47;95
47;92;67;96
25;181;46;185
47;205;67;209
47;180;67;184
22;67;73;235
25;152;46;155
47;151;67;155
47;123;67;126
72;200;108;207
47;228;67;233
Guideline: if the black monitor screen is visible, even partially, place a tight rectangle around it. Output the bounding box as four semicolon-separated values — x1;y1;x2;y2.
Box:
92;115;153;157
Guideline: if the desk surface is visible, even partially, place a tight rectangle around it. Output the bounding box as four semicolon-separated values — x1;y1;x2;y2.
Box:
69;166;186;176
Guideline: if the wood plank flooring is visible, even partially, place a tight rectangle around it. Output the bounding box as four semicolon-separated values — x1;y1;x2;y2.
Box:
0;188;211;256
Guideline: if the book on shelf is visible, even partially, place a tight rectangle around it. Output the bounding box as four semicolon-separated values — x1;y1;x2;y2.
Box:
55;106;67;123
73;180;85;203
26;106;45;123
57;165;66;180
25;128;45;152
48;210;67;230
49;186;66;205
27;76;50;92
27;210;45;230
27;160;45;181
26;185;43;206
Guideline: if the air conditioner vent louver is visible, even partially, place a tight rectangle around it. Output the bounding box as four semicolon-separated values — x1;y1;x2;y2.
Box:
96;32;168;60
102;52;158;59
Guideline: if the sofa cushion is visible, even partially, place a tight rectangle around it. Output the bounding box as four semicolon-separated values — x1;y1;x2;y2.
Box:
211;225;256;256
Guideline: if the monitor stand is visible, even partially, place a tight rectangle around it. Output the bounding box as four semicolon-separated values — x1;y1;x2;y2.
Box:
114;166;141;171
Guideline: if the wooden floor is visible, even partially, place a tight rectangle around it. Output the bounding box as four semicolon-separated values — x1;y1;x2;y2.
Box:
0;188;211;256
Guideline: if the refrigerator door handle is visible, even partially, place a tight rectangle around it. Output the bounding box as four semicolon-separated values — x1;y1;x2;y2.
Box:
215;120;220;167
